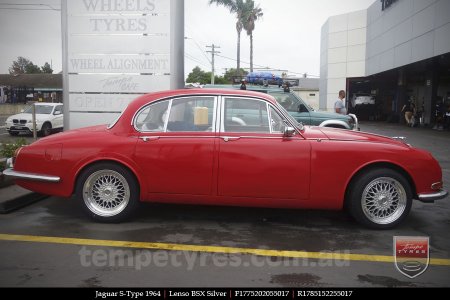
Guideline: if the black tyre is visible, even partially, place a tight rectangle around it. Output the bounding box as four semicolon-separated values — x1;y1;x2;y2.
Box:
346;168;412;229
40;122;52;137
76;163;140;222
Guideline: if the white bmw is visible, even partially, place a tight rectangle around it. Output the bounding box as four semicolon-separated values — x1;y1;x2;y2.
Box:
5;103;63;136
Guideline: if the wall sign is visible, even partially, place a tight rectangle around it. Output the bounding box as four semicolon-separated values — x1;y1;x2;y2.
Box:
62;0;184;129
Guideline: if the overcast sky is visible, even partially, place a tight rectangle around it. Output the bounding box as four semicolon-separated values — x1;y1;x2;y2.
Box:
0;0;375;78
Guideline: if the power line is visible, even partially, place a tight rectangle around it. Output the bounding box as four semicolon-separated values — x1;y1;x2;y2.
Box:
206;44;220;85
185;37;211;65
0;3;60;11
215;53;319;77
185;53;210;69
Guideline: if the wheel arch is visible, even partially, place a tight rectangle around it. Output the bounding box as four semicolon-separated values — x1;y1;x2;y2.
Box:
40;121;52;130
343;161;417;209
73;159;146;200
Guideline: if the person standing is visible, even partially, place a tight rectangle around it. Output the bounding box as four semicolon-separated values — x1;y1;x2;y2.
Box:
240;80;247;90
401;99;415;126
334;90;347;115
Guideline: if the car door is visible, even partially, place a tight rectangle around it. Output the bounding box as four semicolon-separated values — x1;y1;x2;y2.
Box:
218;96;311;200
52;105;64;129
134;96;217;195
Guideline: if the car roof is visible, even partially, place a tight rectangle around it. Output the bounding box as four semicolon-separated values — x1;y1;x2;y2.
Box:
127;88;277;111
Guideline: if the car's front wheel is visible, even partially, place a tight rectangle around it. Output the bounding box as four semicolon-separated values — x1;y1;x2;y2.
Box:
40;122;52;137
346;168;412;229
76;163;140;222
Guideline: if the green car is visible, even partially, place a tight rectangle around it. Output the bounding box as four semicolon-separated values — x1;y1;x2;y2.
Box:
204;85;359;130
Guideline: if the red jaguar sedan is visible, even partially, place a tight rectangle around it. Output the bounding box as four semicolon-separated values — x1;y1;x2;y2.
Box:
3;89;447;228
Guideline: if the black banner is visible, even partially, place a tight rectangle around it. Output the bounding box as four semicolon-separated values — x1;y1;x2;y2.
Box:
1;287;444;299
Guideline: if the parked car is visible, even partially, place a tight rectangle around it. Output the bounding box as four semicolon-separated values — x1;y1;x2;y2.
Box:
5;103;63;136
3;89;447;228
351;93;376;107
264;89;358;130
206;85;359;130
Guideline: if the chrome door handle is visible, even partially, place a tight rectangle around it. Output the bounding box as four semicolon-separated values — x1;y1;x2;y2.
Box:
221;136;240;142
139;136;160;142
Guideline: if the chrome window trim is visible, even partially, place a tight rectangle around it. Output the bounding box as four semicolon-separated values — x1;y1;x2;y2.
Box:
133;96;218;133
220;96;302;136
266;102;273;134
267;103;287;134
162;99;173;132
221;96;272;134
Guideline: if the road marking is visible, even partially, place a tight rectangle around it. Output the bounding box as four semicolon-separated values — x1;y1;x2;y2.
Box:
0;233;449;266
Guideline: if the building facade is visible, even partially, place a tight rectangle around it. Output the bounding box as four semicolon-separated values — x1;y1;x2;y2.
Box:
320;0;450;124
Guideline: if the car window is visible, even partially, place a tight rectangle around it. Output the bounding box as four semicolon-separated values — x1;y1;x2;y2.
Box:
269;92;303;113
135;97;215;132
269;106;285;133
24;105;54;114
135;100;170;132
54;105;63;114
167;97;215;132
224;98;270;133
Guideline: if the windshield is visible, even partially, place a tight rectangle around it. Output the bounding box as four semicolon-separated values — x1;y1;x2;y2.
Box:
268;91;315;112
23;105;54;114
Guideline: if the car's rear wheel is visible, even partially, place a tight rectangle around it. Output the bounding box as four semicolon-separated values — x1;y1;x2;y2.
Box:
40;122;52;137
76;163;140;222
347;168;412;229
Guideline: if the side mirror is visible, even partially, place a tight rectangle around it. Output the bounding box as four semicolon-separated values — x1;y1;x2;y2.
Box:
54;111;61;115
283;126;296;137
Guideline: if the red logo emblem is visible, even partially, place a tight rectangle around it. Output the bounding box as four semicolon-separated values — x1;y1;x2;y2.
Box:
394;236;429;278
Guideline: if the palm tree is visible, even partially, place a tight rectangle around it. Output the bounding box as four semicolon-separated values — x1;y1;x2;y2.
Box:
209;0;247;76
243;0;263;73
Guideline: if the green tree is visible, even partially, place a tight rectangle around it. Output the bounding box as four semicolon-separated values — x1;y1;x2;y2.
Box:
209;0;248;75
9;56;43;75
224;68;248;83
25;63;42;74
214;75;228;84
243;0;263;73
186;66;211;84
41;62;53;74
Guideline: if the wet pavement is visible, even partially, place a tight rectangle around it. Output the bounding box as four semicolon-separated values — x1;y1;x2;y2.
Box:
0;121;449;287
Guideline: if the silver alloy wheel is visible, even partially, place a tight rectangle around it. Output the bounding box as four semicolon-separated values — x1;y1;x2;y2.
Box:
361;177;407;225
83;170;130;217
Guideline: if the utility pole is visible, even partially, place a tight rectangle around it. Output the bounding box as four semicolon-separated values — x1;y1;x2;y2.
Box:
206;44;220;85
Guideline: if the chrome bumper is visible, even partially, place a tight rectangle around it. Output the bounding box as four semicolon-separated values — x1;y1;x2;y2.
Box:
417;189;448;202
2;168;60;183
348;113;360;131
